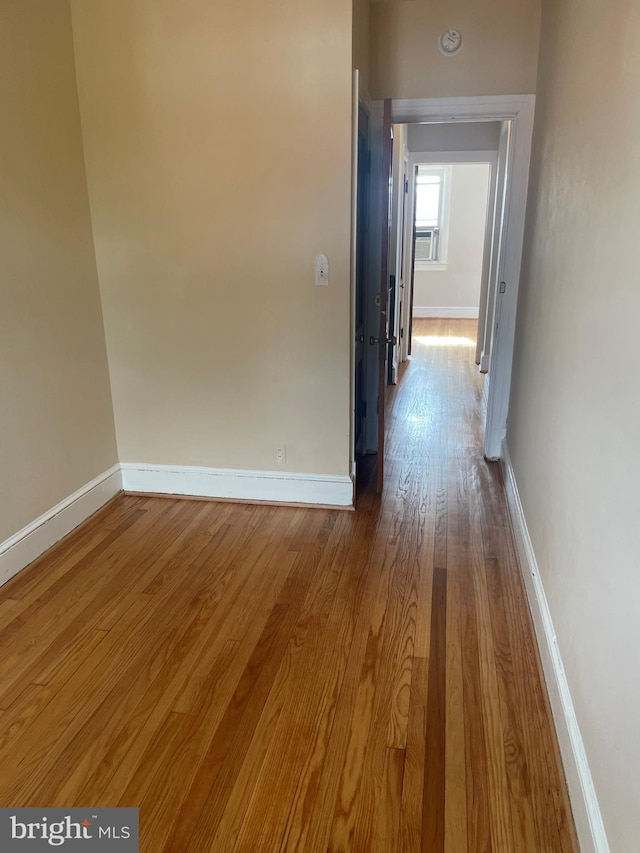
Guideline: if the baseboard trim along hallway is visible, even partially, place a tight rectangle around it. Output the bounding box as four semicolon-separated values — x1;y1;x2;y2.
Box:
120;463;354;508
502;443;610;853
0;464;122;588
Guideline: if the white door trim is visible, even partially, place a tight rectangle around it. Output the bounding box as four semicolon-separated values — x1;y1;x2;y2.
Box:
350;70;360;482
392;95;536;459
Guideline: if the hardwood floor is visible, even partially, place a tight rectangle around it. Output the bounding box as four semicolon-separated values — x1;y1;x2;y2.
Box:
0;318;577;851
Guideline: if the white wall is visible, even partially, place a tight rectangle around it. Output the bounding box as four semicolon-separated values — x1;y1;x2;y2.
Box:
413;164;490;315
508;0;640;848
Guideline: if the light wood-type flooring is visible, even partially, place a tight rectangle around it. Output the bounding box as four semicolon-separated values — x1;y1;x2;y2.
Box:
0;319;577;851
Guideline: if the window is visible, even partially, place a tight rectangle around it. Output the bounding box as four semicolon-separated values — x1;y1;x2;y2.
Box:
414;165;449;265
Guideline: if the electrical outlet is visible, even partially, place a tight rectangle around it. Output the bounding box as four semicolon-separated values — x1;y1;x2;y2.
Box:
274;444;286;464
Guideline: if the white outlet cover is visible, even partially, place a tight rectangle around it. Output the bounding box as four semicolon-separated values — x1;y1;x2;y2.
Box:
315;253;329;286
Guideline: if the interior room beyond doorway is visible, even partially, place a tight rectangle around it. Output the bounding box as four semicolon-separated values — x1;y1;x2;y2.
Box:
412;162;491;323
395;120;501;374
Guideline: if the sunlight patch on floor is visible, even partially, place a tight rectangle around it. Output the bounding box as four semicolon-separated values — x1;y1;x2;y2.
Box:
405;411;435;426
413;335;475;348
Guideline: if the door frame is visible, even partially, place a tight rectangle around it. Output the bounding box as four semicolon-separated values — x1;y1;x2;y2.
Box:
388;134;409;385
400;149;498;365
350;70;364;484
391;95;536;460
397;149;409;371
478;122;510;371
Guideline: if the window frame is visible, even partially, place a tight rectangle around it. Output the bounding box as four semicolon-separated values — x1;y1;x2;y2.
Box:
413;164;453;270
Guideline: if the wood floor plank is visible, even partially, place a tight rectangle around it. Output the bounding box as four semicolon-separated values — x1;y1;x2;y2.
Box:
158;512;338;852
0;495;141;605
422;565;447;853
224;513;364;852
444;555;468;853
55;514;276;803
326;540;399;850
280;501;382;853
199;512;355;849
484;553;540;851
0;503;211;709
0;318;578;853
327;502;422;852
398;655;428;853
293;512;396;853
119;519;316;849
0;506;152;706
470;508;516;852
386;510;421;750
459;548;494;853
372;746;405;852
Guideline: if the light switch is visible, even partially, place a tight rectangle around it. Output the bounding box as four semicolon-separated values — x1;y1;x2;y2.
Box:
315;253;329;286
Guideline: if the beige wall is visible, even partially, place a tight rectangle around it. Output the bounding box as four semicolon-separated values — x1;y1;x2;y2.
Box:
508;0;640;847
407;121;501;153
413;164;490;310
353;0;371;94
370;0;540;100
70;0;353;477
0;0;117;543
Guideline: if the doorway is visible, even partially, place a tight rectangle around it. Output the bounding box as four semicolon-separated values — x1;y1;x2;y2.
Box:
351;95;535;493
405;158;494;362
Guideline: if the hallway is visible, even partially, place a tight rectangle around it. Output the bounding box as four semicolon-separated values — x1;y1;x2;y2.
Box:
377;318;578;850
0;320;577;851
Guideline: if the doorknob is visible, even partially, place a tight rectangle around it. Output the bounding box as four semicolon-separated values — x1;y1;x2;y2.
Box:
370;335;398;346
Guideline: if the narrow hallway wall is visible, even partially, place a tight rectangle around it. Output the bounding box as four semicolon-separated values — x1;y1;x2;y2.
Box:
508;0;640;847
0;0;117;544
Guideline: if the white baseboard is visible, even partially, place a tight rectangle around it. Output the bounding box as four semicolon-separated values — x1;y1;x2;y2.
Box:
502;443;609;853
413;306;479;319
121;463;354;508
0;464;122;589
479;350;490;373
